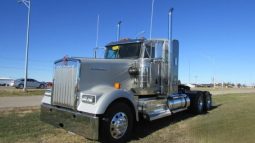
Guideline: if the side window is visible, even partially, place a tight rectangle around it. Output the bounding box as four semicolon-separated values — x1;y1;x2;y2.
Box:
154;42;163;59
144;41;163;59
144;45;155;58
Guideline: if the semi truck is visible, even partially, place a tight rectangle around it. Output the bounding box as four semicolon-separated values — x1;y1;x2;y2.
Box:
40;37;212;142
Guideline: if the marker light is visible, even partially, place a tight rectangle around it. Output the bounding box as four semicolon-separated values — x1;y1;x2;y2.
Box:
114;82;121;89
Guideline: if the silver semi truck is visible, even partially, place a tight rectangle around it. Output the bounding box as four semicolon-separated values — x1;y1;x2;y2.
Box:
41;38;212;142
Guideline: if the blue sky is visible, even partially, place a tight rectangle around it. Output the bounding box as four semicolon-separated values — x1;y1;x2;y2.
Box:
0;0;254;85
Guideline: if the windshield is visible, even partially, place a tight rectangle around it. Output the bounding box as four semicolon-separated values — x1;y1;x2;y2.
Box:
104;43;141;59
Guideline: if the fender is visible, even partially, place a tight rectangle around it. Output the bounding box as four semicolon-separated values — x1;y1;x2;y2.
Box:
77;85;139;121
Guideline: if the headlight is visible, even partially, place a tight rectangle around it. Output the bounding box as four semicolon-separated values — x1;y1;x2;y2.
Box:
81;95;96;104
44;89;52;97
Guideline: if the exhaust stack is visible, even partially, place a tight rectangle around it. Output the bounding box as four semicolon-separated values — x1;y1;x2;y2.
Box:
117;21;122;41
168;8;174;95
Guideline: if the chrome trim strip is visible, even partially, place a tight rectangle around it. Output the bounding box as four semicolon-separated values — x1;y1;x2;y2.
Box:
40;104;99;140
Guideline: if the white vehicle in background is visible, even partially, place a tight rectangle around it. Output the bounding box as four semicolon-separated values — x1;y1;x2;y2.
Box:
0;78;14;86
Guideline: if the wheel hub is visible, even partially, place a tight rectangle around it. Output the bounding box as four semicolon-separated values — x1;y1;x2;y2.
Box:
110;112;128;139
207;97;211;108
198;97;203;111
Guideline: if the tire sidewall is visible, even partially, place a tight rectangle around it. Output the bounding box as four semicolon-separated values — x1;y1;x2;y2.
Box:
100;102;134;143
204;93;212;111
19;84;24;89
195;93;204;114
39;84;45;89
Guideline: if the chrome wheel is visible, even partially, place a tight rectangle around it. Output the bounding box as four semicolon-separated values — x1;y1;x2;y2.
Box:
206;96;212;109
110;112;128;139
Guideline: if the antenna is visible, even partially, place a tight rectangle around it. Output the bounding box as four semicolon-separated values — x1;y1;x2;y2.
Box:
94;14;100;58
149;0;155;39
117;21;122;41
136;31;145;39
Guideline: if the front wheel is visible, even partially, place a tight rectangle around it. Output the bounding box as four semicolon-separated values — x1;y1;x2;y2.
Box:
100;102;134;143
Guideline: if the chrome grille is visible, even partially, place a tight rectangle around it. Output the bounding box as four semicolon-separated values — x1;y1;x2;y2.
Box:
52;60;79;109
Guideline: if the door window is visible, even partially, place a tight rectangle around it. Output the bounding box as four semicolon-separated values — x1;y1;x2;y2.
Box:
144;41;164;59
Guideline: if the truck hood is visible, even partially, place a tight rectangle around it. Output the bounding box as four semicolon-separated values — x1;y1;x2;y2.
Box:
78;58;136;92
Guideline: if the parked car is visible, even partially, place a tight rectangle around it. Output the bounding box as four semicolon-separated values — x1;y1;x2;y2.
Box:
14;78;46;89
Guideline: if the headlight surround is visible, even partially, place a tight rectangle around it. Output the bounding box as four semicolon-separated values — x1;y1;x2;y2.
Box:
44;89;52;97
81;94;96;104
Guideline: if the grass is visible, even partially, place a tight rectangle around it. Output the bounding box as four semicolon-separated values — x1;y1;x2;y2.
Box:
0;93;255;143
0;87;45;97
0;110;88;143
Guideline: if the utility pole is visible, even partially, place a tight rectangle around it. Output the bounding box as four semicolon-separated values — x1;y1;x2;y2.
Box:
18;0;31;92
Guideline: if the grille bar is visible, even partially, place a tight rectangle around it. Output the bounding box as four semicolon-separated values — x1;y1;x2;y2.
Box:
52;60;79;109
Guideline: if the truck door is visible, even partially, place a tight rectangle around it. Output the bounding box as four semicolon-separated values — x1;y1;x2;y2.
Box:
144;40;166;94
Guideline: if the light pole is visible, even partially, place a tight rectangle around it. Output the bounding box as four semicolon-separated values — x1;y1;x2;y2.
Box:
18;0;31;92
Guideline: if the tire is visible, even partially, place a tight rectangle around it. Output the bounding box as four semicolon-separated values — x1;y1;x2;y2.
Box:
18;84;24;89
203;92;212;112
39;84;45;89
191;92;204;114
100;102;134;143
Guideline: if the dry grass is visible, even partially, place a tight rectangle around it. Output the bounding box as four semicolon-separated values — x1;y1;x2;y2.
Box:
193;87;255;95
0;87;45;97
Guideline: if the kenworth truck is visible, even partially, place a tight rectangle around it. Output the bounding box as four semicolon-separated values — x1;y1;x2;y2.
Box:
41;38;212;142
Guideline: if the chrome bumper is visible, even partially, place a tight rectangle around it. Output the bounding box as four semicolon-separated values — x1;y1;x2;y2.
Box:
40;104;99;140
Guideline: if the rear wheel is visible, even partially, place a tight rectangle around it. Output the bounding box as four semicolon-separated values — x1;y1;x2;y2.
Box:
100;102;134;143
191;92;204;114
203;92;212;111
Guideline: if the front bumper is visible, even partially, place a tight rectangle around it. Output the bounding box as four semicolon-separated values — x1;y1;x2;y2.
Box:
40;104;99;140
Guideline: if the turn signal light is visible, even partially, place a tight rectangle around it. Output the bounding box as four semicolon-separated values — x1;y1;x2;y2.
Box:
114;82;121;89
